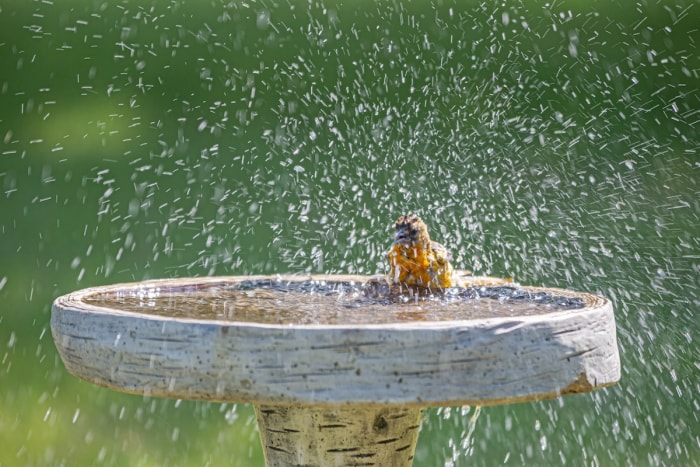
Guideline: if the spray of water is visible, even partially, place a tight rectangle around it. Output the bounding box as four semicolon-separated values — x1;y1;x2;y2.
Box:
0;0;697;465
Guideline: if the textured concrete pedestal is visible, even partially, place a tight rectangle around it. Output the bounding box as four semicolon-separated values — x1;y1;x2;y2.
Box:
255;405;422;467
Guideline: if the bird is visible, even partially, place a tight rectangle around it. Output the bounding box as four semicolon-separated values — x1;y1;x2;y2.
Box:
387;213;454;289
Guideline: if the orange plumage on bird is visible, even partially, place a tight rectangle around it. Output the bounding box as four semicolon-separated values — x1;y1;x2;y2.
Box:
387;213;454;289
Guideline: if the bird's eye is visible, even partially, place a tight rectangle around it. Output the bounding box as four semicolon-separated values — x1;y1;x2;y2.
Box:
410;228;418;236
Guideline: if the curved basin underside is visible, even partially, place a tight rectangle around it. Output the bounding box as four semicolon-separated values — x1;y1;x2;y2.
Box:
51;274;620;407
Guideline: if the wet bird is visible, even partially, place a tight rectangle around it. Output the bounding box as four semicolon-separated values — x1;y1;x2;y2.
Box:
387;213;454;289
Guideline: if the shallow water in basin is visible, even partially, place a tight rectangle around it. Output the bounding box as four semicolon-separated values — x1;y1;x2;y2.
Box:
83;279;589;325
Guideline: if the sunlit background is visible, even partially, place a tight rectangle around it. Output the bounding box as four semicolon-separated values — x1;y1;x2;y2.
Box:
1;0;698;465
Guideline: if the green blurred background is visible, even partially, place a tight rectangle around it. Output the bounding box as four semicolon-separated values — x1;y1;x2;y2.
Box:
1;0;698;465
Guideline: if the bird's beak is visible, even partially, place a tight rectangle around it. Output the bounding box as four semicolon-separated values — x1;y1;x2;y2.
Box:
393;226;410;245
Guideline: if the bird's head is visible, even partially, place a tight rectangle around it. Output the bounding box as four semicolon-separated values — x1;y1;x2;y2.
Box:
393;213;431;247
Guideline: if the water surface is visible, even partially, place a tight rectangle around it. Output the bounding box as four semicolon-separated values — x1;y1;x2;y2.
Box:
84;278;589;325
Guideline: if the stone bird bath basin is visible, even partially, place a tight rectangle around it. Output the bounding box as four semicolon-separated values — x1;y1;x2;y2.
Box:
52;273;620;466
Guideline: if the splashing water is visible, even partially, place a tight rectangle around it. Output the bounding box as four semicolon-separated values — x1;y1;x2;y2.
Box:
437;405;483;467
1;0;698;465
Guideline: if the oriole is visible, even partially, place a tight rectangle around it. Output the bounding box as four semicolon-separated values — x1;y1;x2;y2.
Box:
387;213;454;289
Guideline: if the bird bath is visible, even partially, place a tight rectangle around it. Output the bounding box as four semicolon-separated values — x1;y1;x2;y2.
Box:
51;273;620;466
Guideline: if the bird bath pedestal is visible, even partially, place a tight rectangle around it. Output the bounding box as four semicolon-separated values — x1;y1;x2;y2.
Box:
51;274;620;466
